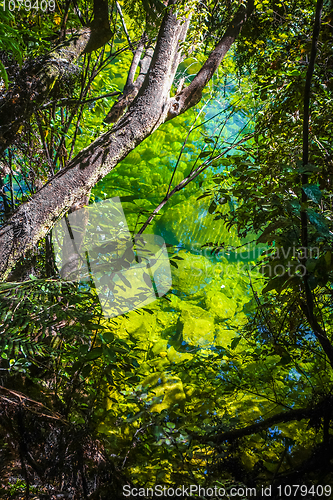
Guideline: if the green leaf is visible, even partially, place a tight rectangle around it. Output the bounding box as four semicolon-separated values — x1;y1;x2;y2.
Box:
81;365;92;377
197;192;211;200
0;61;8;89
307;210;331;236
85;347;103;361
123;246;135;262
302;184;322;204
230;336;241;350
199;151;213;159
103;332;115;343
208;201;217;214
262;275;287;293
257;219;290;243
297;163;319;174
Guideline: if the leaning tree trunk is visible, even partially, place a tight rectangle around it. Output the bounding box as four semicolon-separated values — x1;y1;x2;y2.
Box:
0;0;254;280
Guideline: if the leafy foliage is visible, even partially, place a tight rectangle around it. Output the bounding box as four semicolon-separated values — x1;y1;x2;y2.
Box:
0;10;24;87
1;0;333;497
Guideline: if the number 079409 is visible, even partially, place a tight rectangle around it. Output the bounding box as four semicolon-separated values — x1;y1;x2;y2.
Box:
3;0;55;11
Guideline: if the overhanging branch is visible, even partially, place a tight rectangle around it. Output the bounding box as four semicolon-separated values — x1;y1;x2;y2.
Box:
167;0;254;119
104;34;152;124
0;2;189;280
194;401;326;445
0;1;255;280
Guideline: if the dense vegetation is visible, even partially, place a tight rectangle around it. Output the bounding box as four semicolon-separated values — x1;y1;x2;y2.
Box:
0;0;333;498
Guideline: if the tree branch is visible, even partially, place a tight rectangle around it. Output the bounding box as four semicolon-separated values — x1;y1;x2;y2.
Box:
0;3;189;280
104;34;152;124
84;0;113;53
167;0;254;119
299;300;333;368
194;401;326;445
298;0;333;367
0;1;255;280
116;1;134;52
138;135;253;234
301;0;323;250
41;91;121;109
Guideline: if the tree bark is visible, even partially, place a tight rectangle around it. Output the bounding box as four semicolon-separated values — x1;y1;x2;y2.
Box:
104;34;153;124
167;0;254;119
84;0;113;53
0;0;254;280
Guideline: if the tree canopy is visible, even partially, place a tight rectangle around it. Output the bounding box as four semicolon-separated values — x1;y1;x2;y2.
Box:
1;0;333;498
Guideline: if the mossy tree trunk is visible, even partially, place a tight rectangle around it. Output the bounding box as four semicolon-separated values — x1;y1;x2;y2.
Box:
0;0;254;280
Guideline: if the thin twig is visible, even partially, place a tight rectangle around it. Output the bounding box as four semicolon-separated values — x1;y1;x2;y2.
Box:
116;1;134;52
138;133;253;235
41;91;121;109
35;111;55;176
